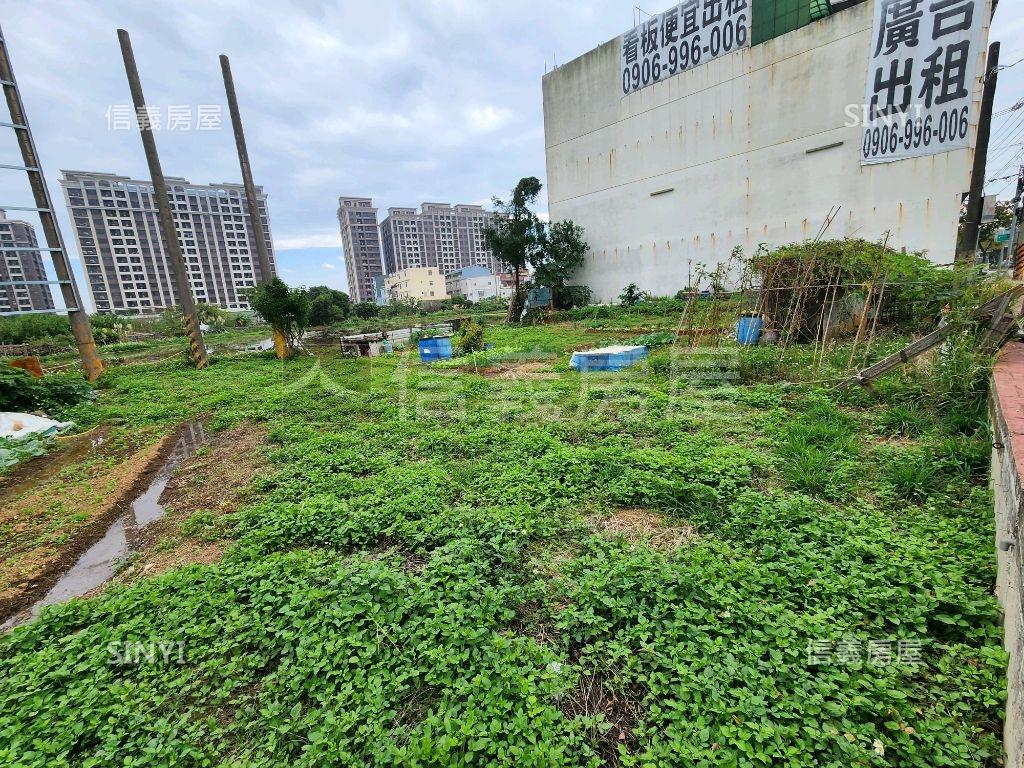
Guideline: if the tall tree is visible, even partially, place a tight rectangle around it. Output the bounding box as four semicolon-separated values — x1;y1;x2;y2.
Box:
532;220;589;308
484;177;545;322
248;278;310;359
306;286;351;323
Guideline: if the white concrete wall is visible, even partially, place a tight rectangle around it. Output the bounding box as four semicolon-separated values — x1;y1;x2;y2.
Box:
542;2;991;302
990;358;1024;767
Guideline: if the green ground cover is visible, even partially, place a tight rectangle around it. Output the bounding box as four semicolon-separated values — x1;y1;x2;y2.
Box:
0;315;1004;767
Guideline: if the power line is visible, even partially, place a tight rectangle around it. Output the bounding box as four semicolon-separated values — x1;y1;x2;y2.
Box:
997;55;1024;73
990;109;1024;144
995;99;1024;117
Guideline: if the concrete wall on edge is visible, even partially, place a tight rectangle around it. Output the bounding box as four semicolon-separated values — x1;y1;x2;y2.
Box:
991;342;1024;767
542;2;992;302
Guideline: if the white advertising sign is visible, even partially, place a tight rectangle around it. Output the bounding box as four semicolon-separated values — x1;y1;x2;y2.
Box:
620;0;750;96
861;0;986;164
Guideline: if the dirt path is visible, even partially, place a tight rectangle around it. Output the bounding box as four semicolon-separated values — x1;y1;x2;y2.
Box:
0;425;183;621
110;422;269;585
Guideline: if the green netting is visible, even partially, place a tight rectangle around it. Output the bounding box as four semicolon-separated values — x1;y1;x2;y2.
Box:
751;0;834;45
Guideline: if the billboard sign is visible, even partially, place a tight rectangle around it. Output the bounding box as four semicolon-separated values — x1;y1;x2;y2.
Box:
620;0;750;96
861;0;986;164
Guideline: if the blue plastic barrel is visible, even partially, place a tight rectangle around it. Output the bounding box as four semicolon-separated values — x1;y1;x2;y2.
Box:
418;336;453;363
736;314;763;345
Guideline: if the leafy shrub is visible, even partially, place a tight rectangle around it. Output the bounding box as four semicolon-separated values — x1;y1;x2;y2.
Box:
0;434;51;471
619;283;646;307
629;331;674;348
247;278;311;356
35;373;95;414
457;321;485;354
0;313;73;345
352;301;380;319
0;365;37;410
0;365;94;413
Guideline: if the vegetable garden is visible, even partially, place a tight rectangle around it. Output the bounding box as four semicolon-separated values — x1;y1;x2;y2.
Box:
0;310;1005;767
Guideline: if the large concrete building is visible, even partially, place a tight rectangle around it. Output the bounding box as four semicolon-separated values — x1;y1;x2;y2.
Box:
379;207;426;274
379;202;499;276
0;209;55;314
543;0;992;301
61;171;275;314
338;196;384;304
383;266;448;304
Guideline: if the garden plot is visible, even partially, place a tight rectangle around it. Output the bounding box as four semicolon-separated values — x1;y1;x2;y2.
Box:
0;316;1006;767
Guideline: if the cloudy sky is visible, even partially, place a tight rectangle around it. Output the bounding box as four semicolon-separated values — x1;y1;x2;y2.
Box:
0;0;1021;309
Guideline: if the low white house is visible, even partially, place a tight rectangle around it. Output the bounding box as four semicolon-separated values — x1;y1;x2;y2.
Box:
446;265;513;302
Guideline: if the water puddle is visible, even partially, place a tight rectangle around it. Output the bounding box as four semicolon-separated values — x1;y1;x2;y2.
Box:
2;422;209;631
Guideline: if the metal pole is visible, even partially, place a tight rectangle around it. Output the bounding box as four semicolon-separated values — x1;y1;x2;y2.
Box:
219;54;274;283
0;23;105;381
1012;166;1024;280
957;41;1000;265
117;29;207;369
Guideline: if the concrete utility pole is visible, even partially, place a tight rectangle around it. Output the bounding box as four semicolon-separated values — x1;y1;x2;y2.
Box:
0;24;105;381
219;54;287;357
1012;166;1024;280
957;41;1000;265
219;55;274;283
117;29;207;369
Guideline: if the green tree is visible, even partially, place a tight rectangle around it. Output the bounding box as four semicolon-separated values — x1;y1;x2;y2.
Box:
978;200;1014;263
195;302;227;331
619;283;646;307
533;219;589;309
352;302;380;320
484;177;545;323
247;278;310;359
307;286;351;319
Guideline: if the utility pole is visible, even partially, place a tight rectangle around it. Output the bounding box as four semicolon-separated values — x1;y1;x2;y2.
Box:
219;54;287;357
957;41;1000;265
0;24;105;381
1012;166;1024;280
117;29;207;369
219;55;274;284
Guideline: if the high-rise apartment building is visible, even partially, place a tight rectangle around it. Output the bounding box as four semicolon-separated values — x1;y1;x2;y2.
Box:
0;209;55;314
337;196;383;304
61;170;276;315
379;207;425;274
379;202;497;277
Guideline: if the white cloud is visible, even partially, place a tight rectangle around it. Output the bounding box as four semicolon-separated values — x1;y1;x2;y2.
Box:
275;234;341;249
1;0;648;295
321;262;337;270
466;106;513;133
